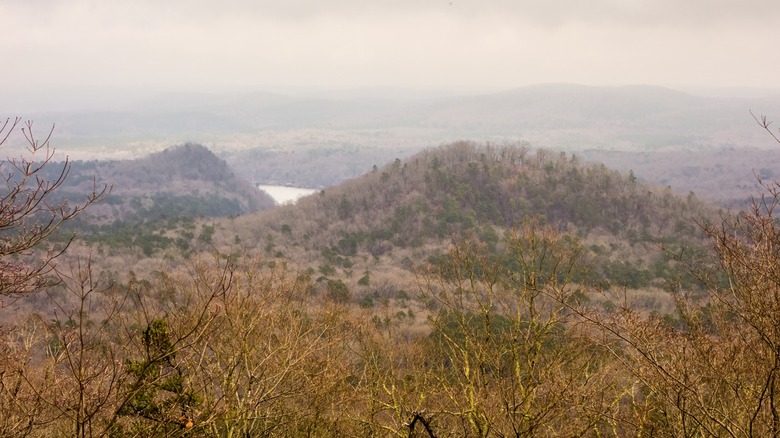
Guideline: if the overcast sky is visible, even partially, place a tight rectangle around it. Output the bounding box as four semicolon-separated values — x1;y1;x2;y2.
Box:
3;0;779;110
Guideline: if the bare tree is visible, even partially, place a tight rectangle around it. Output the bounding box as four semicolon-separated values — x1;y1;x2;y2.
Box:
0;117;110;300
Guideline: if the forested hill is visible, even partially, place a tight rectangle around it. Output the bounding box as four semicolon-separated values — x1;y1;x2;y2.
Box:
48;143;275;224
228;141;714;290
239;141;712;246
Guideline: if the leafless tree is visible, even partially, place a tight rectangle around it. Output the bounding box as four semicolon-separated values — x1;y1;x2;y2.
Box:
0;117;110;300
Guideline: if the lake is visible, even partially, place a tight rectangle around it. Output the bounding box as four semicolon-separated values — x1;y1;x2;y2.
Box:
257;184;319;205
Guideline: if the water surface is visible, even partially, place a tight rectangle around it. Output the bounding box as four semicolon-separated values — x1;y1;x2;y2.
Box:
257;184;319;205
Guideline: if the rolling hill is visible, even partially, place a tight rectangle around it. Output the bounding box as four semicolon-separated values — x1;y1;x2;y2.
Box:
4;139;767;437
220;141;715;299
32;143;276;256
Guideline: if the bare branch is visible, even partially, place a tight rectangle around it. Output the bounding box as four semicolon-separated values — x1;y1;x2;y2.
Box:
750;110;780;145
0;118;111;301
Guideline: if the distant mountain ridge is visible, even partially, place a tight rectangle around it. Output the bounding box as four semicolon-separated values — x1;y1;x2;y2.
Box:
20;84;780;206
26;84;780;151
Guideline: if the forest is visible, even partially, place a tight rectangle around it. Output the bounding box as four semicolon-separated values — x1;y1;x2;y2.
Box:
2;114;780;437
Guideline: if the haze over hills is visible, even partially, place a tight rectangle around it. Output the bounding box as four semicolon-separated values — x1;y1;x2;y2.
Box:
0;0;780;432
4;0;780;432
14;84;779;205
25;84;780;150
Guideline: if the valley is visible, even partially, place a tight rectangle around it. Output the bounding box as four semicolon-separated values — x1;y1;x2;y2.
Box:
6;0;780;432
1;87;780;436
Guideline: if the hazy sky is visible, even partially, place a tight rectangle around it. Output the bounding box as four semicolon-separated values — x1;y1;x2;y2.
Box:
3;0;779;109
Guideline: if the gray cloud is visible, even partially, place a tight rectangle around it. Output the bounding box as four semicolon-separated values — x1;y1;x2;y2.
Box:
102;0;780;26
1;0;779;110
8;0;779;29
